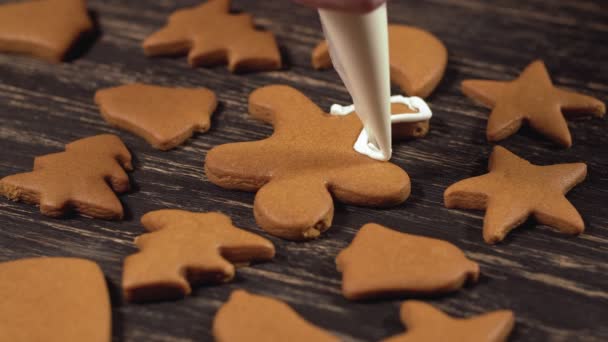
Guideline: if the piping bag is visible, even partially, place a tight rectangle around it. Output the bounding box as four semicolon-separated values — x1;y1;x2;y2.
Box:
318;4;392;161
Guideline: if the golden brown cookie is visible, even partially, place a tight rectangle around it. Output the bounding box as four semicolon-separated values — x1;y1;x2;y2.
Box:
205;85;410;241
143;0;281;72
462;60;606;147
213;290;339;342
0;134;132;220
0;257;111;342
95;83;218;150
336;223;479;300
312;25;447;98
445;146;587;244
123;210;275;302
0;0;93;62
382;301;515;342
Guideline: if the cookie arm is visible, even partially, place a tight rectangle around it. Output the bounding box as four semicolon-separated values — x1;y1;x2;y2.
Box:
555;87;606;118
461;80;506;108
249;85;326;129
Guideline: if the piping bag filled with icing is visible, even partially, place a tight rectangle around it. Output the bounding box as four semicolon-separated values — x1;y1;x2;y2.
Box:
318;4;433;161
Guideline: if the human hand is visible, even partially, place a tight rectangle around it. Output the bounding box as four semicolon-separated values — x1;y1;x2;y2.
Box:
293;0;386;13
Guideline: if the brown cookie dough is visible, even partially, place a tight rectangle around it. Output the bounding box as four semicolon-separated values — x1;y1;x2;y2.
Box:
382;301;515;342
123;210;275;302
95;83;218;150
336;223;479;300
462;60;605;147
143;0;281;72
205;85;410;241
0;0;93;62
445;146;587;244
312;25;447;98
213;290;339;342
0;134;132;220
0;257;111;342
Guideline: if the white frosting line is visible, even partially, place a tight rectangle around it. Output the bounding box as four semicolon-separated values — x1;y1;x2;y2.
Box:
330;95;433;161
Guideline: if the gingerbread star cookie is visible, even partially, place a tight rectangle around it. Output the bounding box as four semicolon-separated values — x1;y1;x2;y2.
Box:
213;290;339;342
445;146;587;244
143;0;281;72
312;25;447;98
382;301;515;342
0;134;132;220
205;85;410;241
336;223;479;300
95;83;218;150
0;0;93;62
462;60;606;147
122;210;275;302
0;257;111;342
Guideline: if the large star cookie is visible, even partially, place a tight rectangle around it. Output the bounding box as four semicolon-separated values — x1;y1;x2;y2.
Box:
0;134;132;220
0;257;111;342
205;85;410;241
143;0;281;72
312;25;447;98
213;290;339;342
0;0;93;62
95;83;218;150
337;223;479;300
445;146;587;244
462;60;605;147
382;301;514;342
123;210;275;302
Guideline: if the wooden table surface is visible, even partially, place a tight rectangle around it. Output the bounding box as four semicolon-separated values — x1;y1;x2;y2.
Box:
1;0;607;341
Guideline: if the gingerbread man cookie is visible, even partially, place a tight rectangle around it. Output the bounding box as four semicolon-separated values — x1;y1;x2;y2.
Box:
0;0;93;62
313;25;447;98
123;210;275;302
382;301;514;342
95;83;218;150
0;134;132;220
337;223;479;300
205;85;410;240
213;290;339;342
143;0;281;72
0;257;111;342
445;146;587;244
462;60;605;147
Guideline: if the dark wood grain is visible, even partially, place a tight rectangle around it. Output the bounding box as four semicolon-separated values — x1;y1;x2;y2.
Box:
1;0;607;341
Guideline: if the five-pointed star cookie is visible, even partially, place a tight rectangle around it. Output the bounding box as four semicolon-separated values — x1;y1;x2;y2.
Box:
445;146;587;244
336;223;479;300
122;210;275;302
382;301;515;342
205;85;410;241
0;134;132;220
0;0;93;62
95;83;218;150
0;257;111;342
462;60;605;147
213;290;339;342
312;25;447;98
143;0;281;72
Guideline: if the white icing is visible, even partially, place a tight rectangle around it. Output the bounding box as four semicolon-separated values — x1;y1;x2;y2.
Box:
330;95;433;161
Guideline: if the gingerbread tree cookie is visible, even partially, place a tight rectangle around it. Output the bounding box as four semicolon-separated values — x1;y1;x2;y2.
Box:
143;0;281;72
0;257;111;342
445;146;587;244
205;85;410;241
95;83;218;150
213;290;339;342
312;25;447;98
0;134;132;220
122;210;275;302
337;223;479;300
462;60;605;147
382;301;515;342
0;0;93;62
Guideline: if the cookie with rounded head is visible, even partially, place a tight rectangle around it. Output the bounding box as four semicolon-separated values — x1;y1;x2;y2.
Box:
205;85;410;241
